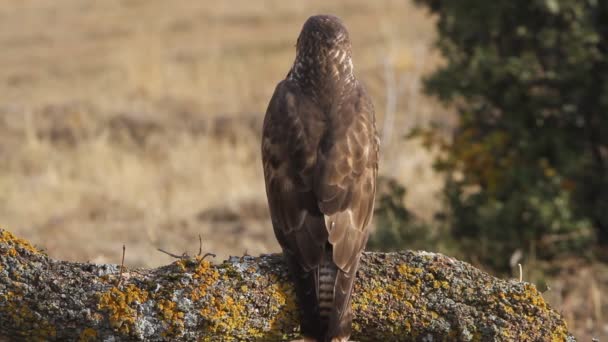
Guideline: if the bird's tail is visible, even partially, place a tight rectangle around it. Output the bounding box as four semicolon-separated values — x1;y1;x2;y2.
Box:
285;246;359;341
319;246;359;342
318;249;338;331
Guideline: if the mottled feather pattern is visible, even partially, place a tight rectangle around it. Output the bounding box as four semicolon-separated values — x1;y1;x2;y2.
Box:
262;15;377;342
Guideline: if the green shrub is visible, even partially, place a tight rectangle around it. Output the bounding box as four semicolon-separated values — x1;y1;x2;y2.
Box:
414;0;607;269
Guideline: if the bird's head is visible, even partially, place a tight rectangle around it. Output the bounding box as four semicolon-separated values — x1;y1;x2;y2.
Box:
296;15;352;56
291;15;353;82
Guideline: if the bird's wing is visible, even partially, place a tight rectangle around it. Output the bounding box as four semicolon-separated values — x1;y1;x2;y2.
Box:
314;83;378;274
262;80;328;272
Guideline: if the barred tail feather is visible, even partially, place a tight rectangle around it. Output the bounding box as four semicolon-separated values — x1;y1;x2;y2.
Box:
327;254;360;341
318;251;337;328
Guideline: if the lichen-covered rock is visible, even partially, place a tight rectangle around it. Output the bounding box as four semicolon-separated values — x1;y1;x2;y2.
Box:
0;229;574;341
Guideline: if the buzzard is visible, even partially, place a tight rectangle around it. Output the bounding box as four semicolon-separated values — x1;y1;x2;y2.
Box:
262;15;378;342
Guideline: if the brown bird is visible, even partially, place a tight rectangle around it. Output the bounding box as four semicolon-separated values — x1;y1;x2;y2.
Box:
262;15;378;342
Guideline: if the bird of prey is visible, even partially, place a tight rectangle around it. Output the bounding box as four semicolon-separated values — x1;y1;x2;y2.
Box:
262;15;378;342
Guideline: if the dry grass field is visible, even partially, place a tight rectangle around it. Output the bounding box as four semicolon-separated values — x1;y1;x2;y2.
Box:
0;0;604;340
0;0;444;266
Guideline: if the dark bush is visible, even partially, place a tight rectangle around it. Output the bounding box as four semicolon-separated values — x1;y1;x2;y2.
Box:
411;0;607;269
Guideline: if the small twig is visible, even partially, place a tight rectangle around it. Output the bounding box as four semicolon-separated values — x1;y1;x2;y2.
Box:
197;234;202;256
157;234;215;265
198;253;216;265
116;244;126;287
157;248;188;259
518;263;523;282
195;234;215;262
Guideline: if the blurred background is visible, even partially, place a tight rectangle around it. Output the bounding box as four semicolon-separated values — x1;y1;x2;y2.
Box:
0;0;605;340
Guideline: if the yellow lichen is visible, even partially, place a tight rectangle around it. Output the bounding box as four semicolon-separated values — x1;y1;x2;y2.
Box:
432;280;450;289
190;261;220;301
505;283;550;326
174;259;188;272
78;328;98;342
97;284;149;334
193;260;219;280
199;293;249;334
0;230;40;256
495;283;570;340
353;270;416;335
157;299;185;337
267;281;298;335
351;262;459;338
500;302;515;315
551;324;569;342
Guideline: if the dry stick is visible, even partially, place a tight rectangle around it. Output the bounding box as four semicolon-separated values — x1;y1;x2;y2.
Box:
200;234;216;259
157;248;215;262
195;234;216;264
157;235;215;263
116;244;126;287
518;263;523;282
198;235;203;256
198;253;216;264
157;248;188;259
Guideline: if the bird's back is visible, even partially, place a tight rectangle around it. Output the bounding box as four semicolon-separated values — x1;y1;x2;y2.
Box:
262;14;378;342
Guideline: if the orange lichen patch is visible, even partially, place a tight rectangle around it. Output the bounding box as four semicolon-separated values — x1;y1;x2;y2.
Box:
0;229;40;256
195;270;297;340
504;283;549;318
267;281;298;335
192;260;220;281
0;291;56;340
499;302;515;315
490;282;569;340
190;260;260;337
551;324;570;342
353;279;393;313
97;284;149;334
78;328;98;342
190;286;205;302
189;261;220;302
517;284;548;310
397;263;424;281
352;262;455;338
508;283;569;340
174;259;188;272
353;277;414;335
199;292;250;335
157;299;185;337
433;280;450;290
